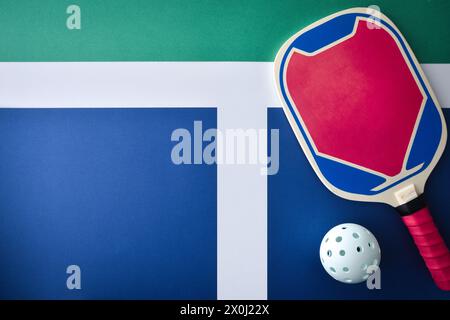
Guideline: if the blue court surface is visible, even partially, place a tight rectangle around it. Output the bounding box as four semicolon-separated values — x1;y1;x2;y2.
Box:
0;107;449;299
0;108;217;299
268;108;450;300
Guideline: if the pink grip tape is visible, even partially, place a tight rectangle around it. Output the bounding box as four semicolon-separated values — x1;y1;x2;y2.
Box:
402;207;450;290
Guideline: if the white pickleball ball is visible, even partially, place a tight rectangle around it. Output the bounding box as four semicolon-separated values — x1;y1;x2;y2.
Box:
319;223;381;284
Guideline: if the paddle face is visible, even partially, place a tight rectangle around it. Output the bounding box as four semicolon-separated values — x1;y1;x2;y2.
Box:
274;8;447;206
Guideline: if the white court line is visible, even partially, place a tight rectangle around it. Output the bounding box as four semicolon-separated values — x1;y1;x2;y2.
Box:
0;63;448;108
0;62;448;300
422;64;450;109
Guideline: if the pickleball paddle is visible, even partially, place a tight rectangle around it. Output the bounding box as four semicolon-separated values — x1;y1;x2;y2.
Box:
274;7;450;290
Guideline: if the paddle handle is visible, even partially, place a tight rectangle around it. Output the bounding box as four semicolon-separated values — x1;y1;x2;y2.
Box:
402;207;450;290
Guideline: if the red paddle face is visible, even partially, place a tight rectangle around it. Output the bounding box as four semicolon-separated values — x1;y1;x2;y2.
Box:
285;20;424;177
275;9;446;206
